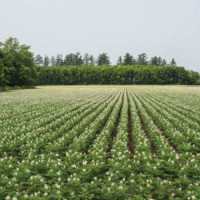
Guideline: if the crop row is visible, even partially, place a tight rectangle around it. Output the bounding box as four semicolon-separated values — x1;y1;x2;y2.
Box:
0;86;199;200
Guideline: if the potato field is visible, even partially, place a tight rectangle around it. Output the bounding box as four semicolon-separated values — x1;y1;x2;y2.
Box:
0;86;199;200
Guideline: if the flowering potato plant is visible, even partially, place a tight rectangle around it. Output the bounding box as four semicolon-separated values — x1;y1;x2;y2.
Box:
0;86;199;200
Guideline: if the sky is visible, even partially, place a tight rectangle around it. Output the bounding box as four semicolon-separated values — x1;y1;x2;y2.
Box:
0;0;200;72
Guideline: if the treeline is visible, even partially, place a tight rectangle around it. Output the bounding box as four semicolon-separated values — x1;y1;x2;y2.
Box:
0;37;200;90
35;52;177;67
38;65;199;85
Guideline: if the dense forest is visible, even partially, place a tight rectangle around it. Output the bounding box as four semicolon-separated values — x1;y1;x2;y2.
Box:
37;65;199;85
0;37;199;90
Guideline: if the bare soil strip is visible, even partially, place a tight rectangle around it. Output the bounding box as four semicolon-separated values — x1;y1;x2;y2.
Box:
127;94;135;156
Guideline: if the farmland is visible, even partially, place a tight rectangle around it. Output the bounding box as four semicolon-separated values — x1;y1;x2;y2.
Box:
0;86;200;200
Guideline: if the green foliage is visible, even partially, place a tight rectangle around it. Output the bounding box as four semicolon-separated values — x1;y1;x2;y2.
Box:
149;56;167;66
44;55;49;66
35;54;43;66
63;53;83;66
34;52;176;68
0;86;199;199
56;54;64;66
0;49;8;90
97;53;110;65
0;37;37;88
117;56;123;65
83;53;95;65
137;53;148;65
187;70;200;84
50;56;56;66
1;37;198;89
170;58;176;66
37;65;198;85
123;53;135;65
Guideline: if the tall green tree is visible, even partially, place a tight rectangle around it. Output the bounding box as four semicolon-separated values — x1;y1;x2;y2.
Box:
64;54;73;66
157;57;163;66
56;54;63;66
50;56;55;66
35;54;43;66
150;56;159;66
44;55;49;66
170;58;176;66
117;56;123;65
97;53;110;65
0;49;8;89
187;70;200;84
123;53;135;65
0;37;37;86
89;55;95;65
64;53;83;66
83;53;95;65
74;52;83;65
137;53;148;65
83;53;90;65
161;59;167;66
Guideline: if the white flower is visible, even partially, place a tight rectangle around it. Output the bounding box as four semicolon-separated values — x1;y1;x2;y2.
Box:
118;186;123;190
83;160;87;165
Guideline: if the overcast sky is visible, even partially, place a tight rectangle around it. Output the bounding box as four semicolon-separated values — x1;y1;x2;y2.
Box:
1;0;200;72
